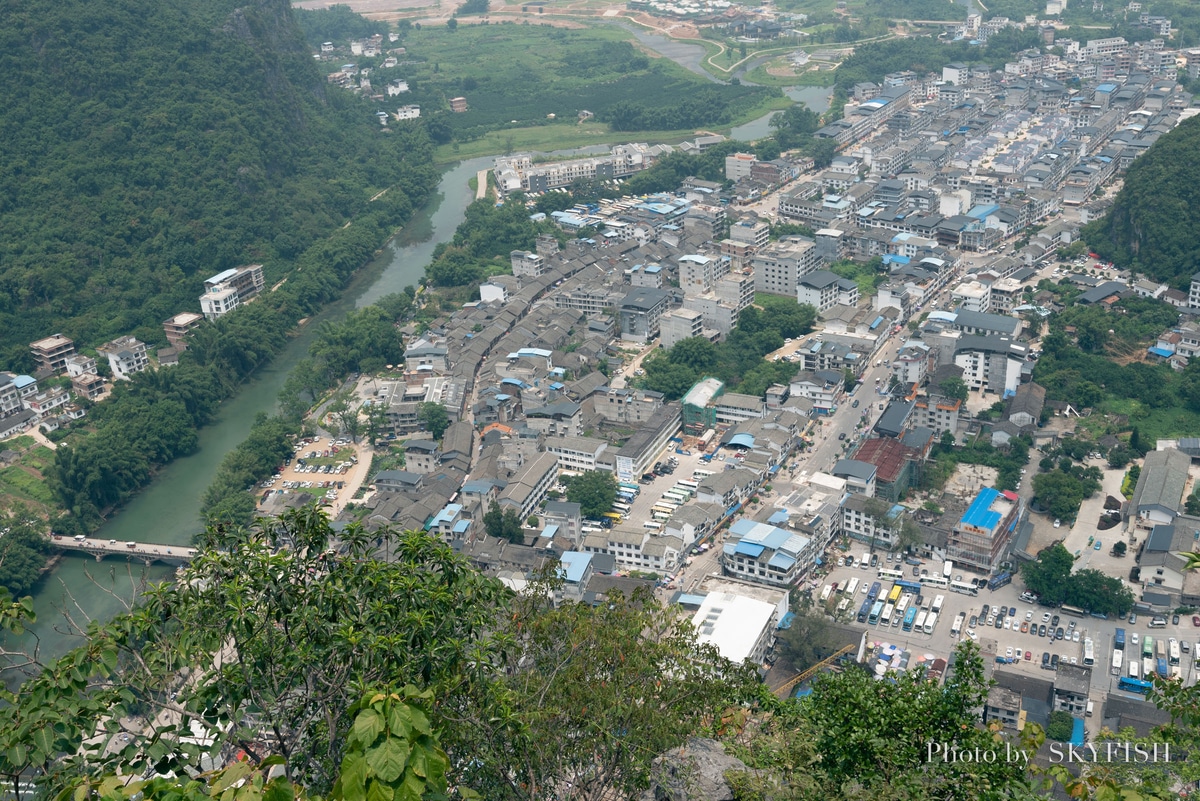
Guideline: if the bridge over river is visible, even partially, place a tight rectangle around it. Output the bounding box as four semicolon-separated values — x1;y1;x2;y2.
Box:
50;535;196;566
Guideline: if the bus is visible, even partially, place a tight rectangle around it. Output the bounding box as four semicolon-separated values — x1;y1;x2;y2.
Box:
943;561;954;579
920;575;949;589
677;479;699;491
602;512;623;523
986;572;1013;591
1128;660;1139;679
866;582;882;603
1119;676;1153;695
895;594;911;618
860;552;871;568
1169;638;1180;666
1143;637;1154;660
886;585;903;604
1083;638;1094;667
1156;658;1168;678
836;598;851;616
819;584;833;603
878;568;904;581
949;580;979;596
643;521;662;531
612;502;631;514
923;612;938;635
1115;628;1126;651
880;603;895;626
844;577;860;597
903;607;918;632
1111;649;1123;676
951;612;965;637
1143;656;1156;678
651;511;671;522
692;470;715;482
1155;639;1166;661
663;492;687;505
670;485;693;497
652;503;678;515
931;594;945;615
1170;664;1181;681
896;579;922;594
1060;605;1085;618
857;598;872;623
914;610;927;633
619;482;640;494
868;600;884;625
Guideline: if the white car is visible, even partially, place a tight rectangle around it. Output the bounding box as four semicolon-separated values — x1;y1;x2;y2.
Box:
1072;631;1080;642
1005;647;1013;659
1042;612;1052;623
1131;633;1139;646
1025;610;1033;621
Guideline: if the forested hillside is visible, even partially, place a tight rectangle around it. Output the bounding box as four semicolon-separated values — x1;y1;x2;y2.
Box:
0;0;435;367
1084;114;1200;287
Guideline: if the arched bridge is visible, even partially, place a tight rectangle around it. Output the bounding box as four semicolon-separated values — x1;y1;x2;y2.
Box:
51;535;196;566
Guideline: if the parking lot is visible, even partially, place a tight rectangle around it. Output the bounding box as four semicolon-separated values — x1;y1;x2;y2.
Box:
257;436;362;514
818;557;1200;696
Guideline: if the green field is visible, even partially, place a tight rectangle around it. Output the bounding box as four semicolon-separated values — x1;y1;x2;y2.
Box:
433;91;791;162
394;22;782;150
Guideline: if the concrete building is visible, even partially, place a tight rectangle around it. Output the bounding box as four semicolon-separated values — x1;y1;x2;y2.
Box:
1129;448;1190;529
30;334;75;375
954;336;1027;396
660;308;706;349
951;281;992;313
545;435;609;472
163;312;204;347
752;237;818;297
796;270;860;313
403;440;441;474
691;588;784;666
511;250;547;278
618;287;672;343
199;264;265;321
721;518;818;587
97;336;150;381
497;452;559;521
947;487;1022;573
614;402;681;483
543;501;584;546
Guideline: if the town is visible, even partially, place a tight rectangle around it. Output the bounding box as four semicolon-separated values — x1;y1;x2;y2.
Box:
5;8;1200;782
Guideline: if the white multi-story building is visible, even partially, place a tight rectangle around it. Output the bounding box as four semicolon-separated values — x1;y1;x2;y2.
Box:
199;264;265;321
544;436;609;472
752;237;818;297
97;337;150;381
797;270;859;312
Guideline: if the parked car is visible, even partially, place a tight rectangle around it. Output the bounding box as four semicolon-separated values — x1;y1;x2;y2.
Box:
1173;614;1181;625
1193;616;1200;627
1038;624;1047;637
1041;652;1051;668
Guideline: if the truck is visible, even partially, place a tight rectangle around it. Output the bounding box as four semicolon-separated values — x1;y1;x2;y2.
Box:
1114;628;1126;651
942;560;954;579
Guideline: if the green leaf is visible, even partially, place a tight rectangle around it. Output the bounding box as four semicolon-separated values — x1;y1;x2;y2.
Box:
366;780;394;801
338;753;369;801
352;709;385;748
364;738;410;783
385;705;413;739
99;649;119;674
30;726;54;759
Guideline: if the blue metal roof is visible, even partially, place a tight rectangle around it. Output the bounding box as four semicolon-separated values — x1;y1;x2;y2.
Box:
1148;346;1174;358
559;551;592;584
869;315;884;330
768;510;789;525
961;488;1002;531
734;541;766;558
768;551;796;570
728;433;755;449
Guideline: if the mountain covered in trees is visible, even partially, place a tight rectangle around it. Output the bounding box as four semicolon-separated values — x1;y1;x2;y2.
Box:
1084;113;1200;287
0;0;435;368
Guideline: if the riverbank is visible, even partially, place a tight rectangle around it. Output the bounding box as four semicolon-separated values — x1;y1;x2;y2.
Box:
1;157;491;675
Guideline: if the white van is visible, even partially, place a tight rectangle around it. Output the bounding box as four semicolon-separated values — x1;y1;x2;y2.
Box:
1085;701;1094;718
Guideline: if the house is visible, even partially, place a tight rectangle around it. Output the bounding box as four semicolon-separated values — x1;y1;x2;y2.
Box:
720;518;818;587
1007;382;1046;429
618;287;671;343
97;337;150;381
1129;448;1190;529
403;440;442;474
1137;517;1200;607
691;587;786;666
832;459;877;497
30;334;75;375
200;264;265;320
163;312;204;347
614;402;682;483
796;270;859;313
449;96;469;113
374;470;424;493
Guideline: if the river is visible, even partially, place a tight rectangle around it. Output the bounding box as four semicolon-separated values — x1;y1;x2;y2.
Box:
1;157;493;675
4;44;830;669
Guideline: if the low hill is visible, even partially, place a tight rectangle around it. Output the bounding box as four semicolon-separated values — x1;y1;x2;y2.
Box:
0;0;436;367
1084;113;1200;287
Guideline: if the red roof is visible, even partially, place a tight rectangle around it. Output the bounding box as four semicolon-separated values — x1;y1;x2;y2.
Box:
853;437;913;484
